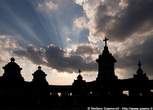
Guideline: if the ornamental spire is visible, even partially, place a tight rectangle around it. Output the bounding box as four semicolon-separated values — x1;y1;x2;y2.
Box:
138;60;142;68
137;60;143;75
78;69;82;75
10;57;15;62
38;66;41;70
103;37;109;46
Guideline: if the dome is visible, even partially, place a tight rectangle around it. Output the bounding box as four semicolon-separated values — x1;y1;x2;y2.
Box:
77;74;83;80
3;57;22;70
2;58;24;83
33;66;47;77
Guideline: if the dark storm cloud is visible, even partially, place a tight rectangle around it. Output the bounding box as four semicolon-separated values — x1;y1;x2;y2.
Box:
116;37;153;76
3;0;153;79
13;45;45;65
46;45;96;72
0;0;93;73
96;0;153;41
112;0;153;40
14;44;97;73
75;45;94;55
74;45;99;55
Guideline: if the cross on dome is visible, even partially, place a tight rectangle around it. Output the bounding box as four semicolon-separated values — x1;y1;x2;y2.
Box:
103;37;109;46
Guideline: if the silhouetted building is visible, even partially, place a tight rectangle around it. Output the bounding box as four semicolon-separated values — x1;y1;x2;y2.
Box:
0;38;153;108
129;61;150;96
72;69;87;96
32;66;48;84
31;66;49;104
2;57;24;86
95;38;119;97
96;38;118;83
134;60;148;80
0;58;25;105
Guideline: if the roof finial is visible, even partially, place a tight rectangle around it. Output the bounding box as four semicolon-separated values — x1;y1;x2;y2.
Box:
10;57;15;62
78;69;81;75
38;66;41;70
138;60;142;68
103;37;109;46
136;60;144;75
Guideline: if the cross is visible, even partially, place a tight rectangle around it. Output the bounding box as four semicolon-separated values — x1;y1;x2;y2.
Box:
103;37;109;46
78;69;82;75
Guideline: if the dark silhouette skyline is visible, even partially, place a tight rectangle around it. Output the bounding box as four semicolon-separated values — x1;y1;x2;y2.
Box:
0;38;153;109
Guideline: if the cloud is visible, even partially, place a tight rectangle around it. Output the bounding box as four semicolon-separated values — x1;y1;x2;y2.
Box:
97;0;153;41
46;45;96;72
0;34;19;49
73;0;119;45
72;0;153;80
0;34;20;62
2;0;153;82
37;0;58;13
113;36;153;78
70;44;100;62
108;0;153;41
73;0;153;43
13;45;46;65
35;0;88;48
0;34;78;84
14;44;97;73
73;16;88;29
75;45;95;55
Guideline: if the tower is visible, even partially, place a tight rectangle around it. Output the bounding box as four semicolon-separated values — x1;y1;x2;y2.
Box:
96;37;117;83
129;61;149;96
2;57;24;85
72;69;86;96
134;60;148;80
31;66;49;104
32;66;48;85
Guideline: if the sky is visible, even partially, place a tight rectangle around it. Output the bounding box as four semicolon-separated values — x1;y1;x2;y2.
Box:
0;0;153;85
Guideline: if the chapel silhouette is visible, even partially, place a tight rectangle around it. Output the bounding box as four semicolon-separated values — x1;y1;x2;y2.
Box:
0;38;153;108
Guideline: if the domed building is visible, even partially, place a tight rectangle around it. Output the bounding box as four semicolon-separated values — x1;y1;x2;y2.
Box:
0;58;25;105
72;69;87;96
31;66;49;104
32;66;48;85
2;57;24;86
133;60;148;80
96;37;118;82
129;61;150;96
